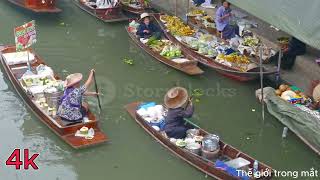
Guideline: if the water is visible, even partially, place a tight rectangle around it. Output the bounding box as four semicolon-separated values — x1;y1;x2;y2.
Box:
0;1;319;180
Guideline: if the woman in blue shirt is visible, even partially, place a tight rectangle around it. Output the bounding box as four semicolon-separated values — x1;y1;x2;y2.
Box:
136;13;161;39
215;1;238;40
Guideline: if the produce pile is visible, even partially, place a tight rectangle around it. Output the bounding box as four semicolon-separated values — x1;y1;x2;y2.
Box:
160;15;195;36
183;34;218;57
242;36;260;47
122;0;150;7
201;16;216;29
216;53;250;64
236;35;275;61
21;64;64;117
187;9;215;30
160;45;182;59
146;36;167;52
215;53;256;72
275;84;311;105
145;35;183;59
187;9;206;16
159;14;267;71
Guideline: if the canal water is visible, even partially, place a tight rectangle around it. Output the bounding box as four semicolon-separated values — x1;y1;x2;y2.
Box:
0;1;319;180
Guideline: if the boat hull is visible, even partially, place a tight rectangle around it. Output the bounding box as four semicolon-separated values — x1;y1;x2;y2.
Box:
7;0;62;13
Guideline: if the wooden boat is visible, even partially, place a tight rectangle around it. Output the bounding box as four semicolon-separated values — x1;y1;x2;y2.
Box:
120;0;151;15
73;0;129;23
0;45;108;149
7;0;61;13
125;102;273;180
154;14;278;82
126;27;204;75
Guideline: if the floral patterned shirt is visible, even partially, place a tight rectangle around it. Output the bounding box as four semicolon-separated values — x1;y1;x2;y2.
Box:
57;86;86;121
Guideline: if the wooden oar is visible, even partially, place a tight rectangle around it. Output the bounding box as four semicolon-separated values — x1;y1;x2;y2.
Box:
184;118;201;129
93;71;102;113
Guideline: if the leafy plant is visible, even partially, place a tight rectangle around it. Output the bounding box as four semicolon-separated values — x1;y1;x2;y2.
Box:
123;57;134;65
191;88;204;103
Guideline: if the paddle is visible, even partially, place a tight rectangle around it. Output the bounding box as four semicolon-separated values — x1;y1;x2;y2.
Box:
184;118;201;129
93;71;102;113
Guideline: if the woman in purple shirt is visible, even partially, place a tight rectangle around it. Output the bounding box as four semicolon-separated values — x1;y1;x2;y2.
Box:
215;1;237;40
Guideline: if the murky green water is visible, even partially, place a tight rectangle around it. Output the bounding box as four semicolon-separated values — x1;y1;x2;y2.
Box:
0;1;319;180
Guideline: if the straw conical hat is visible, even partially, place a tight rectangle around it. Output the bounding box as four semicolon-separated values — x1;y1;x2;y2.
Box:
164;87;189;109
140;13;150;20
313;84;320;102
64;73;83;88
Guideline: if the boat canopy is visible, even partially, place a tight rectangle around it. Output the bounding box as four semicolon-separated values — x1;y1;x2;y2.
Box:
228;0;320;50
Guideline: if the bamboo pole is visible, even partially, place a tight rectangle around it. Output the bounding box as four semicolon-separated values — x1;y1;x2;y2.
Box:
259;46;265;122
175;0;177;16
276;49;282;87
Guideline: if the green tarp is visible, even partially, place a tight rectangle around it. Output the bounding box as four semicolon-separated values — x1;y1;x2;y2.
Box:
256;87;320;155
228;0;320;49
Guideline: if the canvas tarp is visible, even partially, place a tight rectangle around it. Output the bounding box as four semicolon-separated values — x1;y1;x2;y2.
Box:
256;87;320;155
228;0;320;50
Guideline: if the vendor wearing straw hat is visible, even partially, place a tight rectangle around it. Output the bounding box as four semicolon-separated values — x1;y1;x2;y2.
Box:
163;87;194;139
136;12;161;39
57;69;99;123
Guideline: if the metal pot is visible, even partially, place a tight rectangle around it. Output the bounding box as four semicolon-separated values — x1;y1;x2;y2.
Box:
202;134;220;152
44;87;62;109
185;142;201;155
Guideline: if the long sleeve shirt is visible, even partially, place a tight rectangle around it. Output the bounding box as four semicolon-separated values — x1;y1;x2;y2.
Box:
136;22;160;38
164;104;194;131
215;6;232;31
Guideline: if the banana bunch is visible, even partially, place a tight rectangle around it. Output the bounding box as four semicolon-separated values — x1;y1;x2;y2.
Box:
161;15;195;36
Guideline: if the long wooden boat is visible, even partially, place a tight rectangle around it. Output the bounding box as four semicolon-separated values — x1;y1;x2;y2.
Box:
125;102;273;180
120;0;151;15
0;45;108;149
126;27;204;75
72;0;129;23
7;0;61;13
154;14;278;82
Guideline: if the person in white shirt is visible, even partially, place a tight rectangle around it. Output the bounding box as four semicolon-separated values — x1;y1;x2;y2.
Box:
96;0;118;9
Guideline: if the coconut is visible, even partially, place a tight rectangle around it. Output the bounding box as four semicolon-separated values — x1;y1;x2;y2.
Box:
279;84;287;92
275;89;282;96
